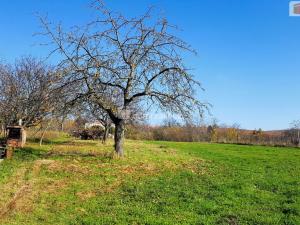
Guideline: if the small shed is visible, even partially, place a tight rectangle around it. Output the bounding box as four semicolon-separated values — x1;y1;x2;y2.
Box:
6;126;26;148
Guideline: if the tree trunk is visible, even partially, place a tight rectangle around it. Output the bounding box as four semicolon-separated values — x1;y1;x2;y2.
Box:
60;115;66;132
40;129;46;146
102;124;110;144
114;120;125;156
40;121;52;146
297;129;300;148
0;125;3;136
60;122;64;132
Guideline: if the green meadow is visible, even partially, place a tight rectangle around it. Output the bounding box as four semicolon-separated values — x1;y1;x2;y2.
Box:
0;136;299;225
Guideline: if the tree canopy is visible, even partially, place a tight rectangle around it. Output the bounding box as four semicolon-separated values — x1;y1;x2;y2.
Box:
38;1;206;155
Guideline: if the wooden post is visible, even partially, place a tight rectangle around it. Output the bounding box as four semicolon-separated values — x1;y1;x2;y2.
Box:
6;147;14;159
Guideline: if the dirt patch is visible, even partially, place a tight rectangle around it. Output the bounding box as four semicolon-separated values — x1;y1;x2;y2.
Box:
32;159;56;175
76;190;97;200
102;180;123;193
64;163;92;175
180;159;206;174
45;160;92;175
45;180;68;194
120;163;159;175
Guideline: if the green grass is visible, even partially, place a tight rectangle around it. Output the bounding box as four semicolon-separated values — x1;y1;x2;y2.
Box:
0;138;299;225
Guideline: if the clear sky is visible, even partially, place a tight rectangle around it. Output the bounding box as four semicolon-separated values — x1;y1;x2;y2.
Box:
0;0;299;130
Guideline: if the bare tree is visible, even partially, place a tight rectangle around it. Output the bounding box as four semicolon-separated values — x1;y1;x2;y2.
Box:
0;57;58;130
163;117;180;128
232;123;241;143
39;1;206;156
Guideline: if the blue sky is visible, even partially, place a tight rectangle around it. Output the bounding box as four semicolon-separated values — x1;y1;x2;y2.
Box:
0;0;299;130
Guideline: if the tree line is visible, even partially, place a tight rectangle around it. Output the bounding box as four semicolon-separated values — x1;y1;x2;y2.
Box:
125;120;300;147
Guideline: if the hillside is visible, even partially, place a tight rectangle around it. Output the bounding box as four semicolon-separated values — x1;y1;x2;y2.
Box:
0;137;299;225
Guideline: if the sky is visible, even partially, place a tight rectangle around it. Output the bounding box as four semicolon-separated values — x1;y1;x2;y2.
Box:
0;0;299;130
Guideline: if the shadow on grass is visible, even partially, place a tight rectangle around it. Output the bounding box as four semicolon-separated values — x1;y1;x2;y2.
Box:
14;147;45;161
44;150;113;158
27;138;103;146
13;145;113;162
26;138;72;145
60;141;100;147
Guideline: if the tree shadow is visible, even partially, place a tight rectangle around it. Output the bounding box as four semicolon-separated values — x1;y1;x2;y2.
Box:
13;145;114;162
27;138;104;146
14;146;45;162
26;138;72;145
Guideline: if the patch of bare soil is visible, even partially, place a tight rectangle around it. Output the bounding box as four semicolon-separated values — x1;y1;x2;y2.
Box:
32;159;55;175
76;190;97;200
47;160;92;175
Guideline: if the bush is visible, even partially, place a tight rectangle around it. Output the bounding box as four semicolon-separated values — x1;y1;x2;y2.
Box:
73;126;104;140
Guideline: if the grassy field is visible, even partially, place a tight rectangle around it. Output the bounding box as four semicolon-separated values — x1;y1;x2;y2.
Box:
0;136;299;225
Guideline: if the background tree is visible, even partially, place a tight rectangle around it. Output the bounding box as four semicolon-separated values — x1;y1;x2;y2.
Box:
226;123;241;143
290;120;300;147
251;128;263;144
39;1;206;156
163;117;181;128
0;57;58;131
207;118;218;142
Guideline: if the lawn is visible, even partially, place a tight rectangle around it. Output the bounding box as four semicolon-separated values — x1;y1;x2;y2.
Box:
0;136;299;225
